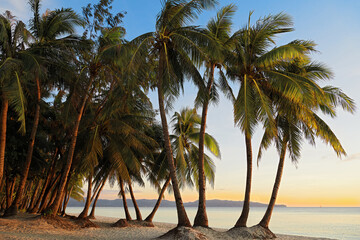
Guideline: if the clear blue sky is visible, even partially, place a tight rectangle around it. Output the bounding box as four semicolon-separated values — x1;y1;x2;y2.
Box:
2;0;360;206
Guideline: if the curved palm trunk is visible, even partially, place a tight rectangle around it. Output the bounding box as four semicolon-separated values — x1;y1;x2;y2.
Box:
48;78;94;216
89;178;106;219
145;176;171;222
78;172;93;219
20;181;34;210
28;179;42;211
61;186;72;216
6;176;16;209
119;177;132;221
157;79;191;227
6;75;41;216
128;179;142;221
194;64;215;227
259;141;287;228
235;132;252;227
38;173;61;213
0;98;9;185
29;150;58;213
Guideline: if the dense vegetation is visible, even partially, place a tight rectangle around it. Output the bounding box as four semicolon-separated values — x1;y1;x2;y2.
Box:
0;0;355;235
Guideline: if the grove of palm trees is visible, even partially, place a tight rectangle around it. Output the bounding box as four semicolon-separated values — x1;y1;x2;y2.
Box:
0;0;355;239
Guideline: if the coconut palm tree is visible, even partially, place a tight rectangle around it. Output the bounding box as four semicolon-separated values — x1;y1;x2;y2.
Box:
194;4;237;227
6;0;84;216
224;12;324;227
170;108;219;188
48;26;127;217
0;11;29;186
257;58;355;231
144;108;220;223
129;0;217;227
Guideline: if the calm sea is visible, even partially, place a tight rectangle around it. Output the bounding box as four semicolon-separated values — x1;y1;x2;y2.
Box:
66;207;360;240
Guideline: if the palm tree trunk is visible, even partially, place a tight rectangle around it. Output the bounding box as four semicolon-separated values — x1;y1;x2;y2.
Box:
48;78;94;216
78;172;93;219
20;180;33;210
29;149;58;213
259;141;287;228
89;177;106;219
61;186;72;216
5;175;12;209
145;176;171;222
119;176;132;221
6;75;41;216
28;179;42;211
194;64;215;227
38;173;61;213
128;179;142;221
0;98;9;185
6;175;17;209
235;132;252;227
157;77;191;227
46;188;59;211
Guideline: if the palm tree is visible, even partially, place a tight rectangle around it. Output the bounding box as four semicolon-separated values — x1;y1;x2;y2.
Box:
170;108;219;188
257;58;355;230
194;4;237;227
224;12;323;227
48;26;127;217
6;0;84;216
144;108;220;223
129;0;217;227
0;11;29;186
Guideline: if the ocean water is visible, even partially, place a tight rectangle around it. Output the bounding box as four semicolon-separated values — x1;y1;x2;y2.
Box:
66;207;360;240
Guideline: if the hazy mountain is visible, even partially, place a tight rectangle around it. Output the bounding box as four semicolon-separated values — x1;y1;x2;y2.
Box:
67;198;286;208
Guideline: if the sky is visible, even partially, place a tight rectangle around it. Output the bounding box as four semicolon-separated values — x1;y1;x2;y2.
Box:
2;0;360;207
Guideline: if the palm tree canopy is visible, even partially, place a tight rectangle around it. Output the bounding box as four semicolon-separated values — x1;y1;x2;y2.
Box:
257;57;355;164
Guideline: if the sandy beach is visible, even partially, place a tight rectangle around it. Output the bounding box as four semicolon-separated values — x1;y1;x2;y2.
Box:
0;213;335;240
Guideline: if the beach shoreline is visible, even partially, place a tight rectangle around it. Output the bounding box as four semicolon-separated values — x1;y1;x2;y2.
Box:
0;213;336;240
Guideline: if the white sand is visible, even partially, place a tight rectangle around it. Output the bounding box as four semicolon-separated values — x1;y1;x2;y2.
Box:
0;214;335;240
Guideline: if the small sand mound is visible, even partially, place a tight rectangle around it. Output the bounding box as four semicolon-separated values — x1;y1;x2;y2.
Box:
39;215;98;230
112;219;128;227
40;216;81;230
228;225;276;239
249;225;276;239
112;219;155;228
159;226;208;240
76;218;99;228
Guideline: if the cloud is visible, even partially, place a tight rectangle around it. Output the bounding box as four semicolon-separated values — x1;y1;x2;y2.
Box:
0;0;58;22
343;153;360;162
0;0;31;21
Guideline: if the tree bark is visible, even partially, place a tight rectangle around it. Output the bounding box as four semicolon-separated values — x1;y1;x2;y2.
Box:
28;179;42;211
128;179;142;221
78;172;93;219
119;176;132;221
6;75;41;216
259;141;287;228
61;186;72;216
20;180;33;210
28;149;58;213
38;173;61;213
0;98;9;185
157;71;191;227
48;78;94;216
89;177;106;219
5;177;12;209
145;176;171;222
194;64;215;227
235;132;252;227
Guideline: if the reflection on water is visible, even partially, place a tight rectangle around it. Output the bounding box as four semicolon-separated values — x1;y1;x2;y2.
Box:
66;207;360;240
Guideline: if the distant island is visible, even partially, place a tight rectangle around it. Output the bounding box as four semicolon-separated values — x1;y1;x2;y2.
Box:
67;198;286;208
